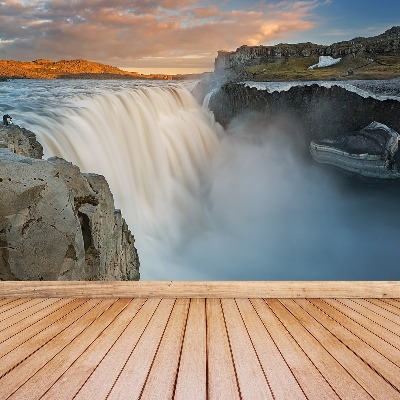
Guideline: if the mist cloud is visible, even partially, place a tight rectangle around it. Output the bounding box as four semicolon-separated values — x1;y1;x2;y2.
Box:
0;0;325;69
145;113;400;280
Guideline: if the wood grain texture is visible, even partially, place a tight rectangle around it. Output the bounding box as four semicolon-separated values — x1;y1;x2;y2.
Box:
0;295;399;399
0;281;399;298
206;299;240;400
174;299;207;400
294;299;400;397
73;298;161;399
221;298;274;400
41;299;146;400
140;299;190;400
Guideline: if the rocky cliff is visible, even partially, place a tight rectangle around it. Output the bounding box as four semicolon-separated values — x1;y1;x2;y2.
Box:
214;27;400;81
0;125;140;281
209;83;400;149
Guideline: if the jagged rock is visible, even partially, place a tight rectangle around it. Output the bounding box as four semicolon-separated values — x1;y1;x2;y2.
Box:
0;125;43;159
0;126;140;281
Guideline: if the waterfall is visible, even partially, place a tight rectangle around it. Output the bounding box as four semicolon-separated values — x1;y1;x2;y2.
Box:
27;86;222;254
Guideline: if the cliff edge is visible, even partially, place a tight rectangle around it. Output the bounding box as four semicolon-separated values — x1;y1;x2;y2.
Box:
0;125;140;281
214;27;400;81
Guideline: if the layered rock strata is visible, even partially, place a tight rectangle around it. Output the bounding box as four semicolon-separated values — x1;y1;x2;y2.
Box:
215;27;400;72
0;125;140;281
209;83;400;144
310;122;400;178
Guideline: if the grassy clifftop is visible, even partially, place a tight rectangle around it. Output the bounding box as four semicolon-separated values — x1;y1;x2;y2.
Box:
247;55;400;81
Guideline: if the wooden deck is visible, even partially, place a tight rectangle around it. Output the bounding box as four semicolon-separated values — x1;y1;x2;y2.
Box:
0;282;399;399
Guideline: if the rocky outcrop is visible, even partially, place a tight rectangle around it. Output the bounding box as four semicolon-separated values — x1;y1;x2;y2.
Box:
214;27;400;80
310;122;400;179
209;83;400;147
0;125;140;281
0;124;43;159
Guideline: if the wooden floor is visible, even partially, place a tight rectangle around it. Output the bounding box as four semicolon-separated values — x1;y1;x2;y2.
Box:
0;283;400;399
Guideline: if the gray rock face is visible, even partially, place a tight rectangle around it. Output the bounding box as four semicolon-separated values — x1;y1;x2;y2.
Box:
209;83;400;145
0;125;140;281
0;125;43;159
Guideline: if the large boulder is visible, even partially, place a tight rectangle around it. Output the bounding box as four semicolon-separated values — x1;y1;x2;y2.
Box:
0;125;140;281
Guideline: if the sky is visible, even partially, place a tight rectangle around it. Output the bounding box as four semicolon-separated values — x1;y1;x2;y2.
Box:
0;0;399;74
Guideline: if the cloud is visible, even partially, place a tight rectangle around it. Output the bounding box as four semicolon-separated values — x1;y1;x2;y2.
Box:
0;0;326;69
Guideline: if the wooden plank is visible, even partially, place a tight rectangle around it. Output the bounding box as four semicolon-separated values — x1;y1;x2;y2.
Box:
0;299;45;321
140;299;190;399
374;299;400;316
106;299;175;400
0;299;112;399
342;299;400;333
0;298;74;356
174;299;207;400
206;299;240;400
0;298;72;342
295;299;400;395
235;298;306;400
221;298;273;400
313;299;400;368
325;299;400;353
0;298;58;331
11;299;131;399
382;299;400;310
357;299;400;325
0;298;32;314
73;298;161;399
0;281;400;298
0;298;18;307
256;299;338;400
41;299;146;400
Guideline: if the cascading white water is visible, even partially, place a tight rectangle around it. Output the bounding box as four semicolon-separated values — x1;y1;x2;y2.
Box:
28;86;223;257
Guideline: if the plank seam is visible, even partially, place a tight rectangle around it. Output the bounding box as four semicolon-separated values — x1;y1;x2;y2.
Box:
42;299;138;399
8;300;116;398
103;299;170;399
0;299;48;323
362;299;400;324
0;299;95;379
0;298;75;349
249;299;308;400
333;299;400;348
0;299;57;333
235;299;275;400
303;299;400;394
137;299;177;400
267;299;341;399
0;299;32;316
220;298;242;400
68;299;148;399
170;298;191;400
371;299;400;315
310;300;400;367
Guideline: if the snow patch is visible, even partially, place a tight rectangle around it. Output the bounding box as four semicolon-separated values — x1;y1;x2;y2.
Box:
308;56;341;70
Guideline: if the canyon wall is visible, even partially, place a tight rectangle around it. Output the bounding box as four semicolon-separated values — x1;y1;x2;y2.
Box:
208;83;400;148
0;125;140;281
